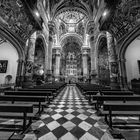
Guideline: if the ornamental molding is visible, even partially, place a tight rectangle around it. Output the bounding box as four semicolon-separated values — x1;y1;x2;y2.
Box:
0;0;35;42
108;1;140;41
60;33;83;47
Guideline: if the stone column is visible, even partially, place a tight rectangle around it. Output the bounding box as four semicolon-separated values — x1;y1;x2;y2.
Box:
44;21;56;83
48;36;53;71
15;59;24;87
90;36;98;84
119;58;128;90
54;48;61;81
45;36;53;82
85;34;90;46
23;32;36;87
106;32;119;89
42;23;49;81
82;48;89;82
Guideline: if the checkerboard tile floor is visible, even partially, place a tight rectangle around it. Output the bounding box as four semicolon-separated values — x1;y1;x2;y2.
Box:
23;85;114;140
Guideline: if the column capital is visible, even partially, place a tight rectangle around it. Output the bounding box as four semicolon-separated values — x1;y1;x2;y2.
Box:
48;21;56;36
91;70;97;76
87;20;95;35
53;47;61;55
30;32;37;40
82;47;90;55
53;45;61;48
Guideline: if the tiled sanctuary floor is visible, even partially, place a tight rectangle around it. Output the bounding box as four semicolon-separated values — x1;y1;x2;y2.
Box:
23;85;113;140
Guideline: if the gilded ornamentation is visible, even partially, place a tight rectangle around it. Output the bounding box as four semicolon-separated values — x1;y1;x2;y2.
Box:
48;21;56;36
0;0;34;41
77;22;84;37
87;21;95;35
106;0;140;41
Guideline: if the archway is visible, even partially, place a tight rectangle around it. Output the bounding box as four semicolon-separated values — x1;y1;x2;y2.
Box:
60;36;83;83
125;35;140;89
33;38;45;84
0;38;19;85
119;25;140;89
98;37;110;86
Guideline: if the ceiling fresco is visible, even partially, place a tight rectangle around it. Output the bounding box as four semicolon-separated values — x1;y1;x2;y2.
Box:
48;0;102;20
0;0;139;44
58;11;85;24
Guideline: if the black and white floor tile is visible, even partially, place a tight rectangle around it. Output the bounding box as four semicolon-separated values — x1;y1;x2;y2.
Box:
23;85;114;140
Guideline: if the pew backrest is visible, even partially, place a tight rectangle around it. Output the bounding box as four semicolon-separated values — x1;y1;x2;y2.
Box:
103;102;140;111
0;103;33;113
101;91;133;95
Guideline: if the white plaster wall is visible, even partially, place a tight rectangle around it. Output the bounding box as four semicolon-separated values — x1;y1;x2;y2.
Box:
125;37;140;85
0;41;18;84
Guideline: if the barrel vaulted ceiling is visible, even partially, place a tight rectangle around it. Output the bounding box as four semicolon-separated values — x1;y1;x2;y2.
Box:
0;0;139;44
46;0;103;20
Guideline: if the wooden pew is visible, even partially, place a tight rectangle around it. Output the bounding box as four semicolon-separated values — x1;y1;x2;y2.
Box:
4;90;52;103
84;91;99;102
0;95;47;114
0;103;33;131
103;101;140;128
18;88;57;98
101;91;134;95
84;90;133;104
92;95;140;110
20;82;67;97
34;83;66;92
76;83;110;93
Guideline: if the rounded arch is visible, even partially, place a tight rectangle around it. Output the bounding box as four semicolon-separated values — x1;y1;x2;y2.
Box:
52;7;89;21
95;32;110;86
118;24;140;89
0;24;26;86
36;33;47;53
119;25;140;60
60;34;83;48
95;31;106;54
0;24;25;60
33;33;46;82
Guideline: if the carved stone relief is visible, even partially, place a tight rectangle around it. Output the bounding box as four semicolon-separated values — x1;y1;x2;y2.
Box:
0;0;34;41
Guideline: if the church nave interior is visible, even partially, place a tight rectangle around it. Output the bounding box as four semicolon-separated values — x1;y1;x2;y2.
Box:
0;0;140;139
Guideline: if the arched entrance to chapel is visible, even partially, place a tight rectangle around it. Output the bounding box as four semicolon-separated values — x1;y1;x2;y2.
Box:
97;37;110;86
119;25;140;90
33;37;45;83
0;27;24;86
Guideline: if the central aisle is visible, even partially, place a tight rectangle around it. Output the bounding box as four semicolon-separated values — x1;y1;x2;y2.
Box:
24;85;112;140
